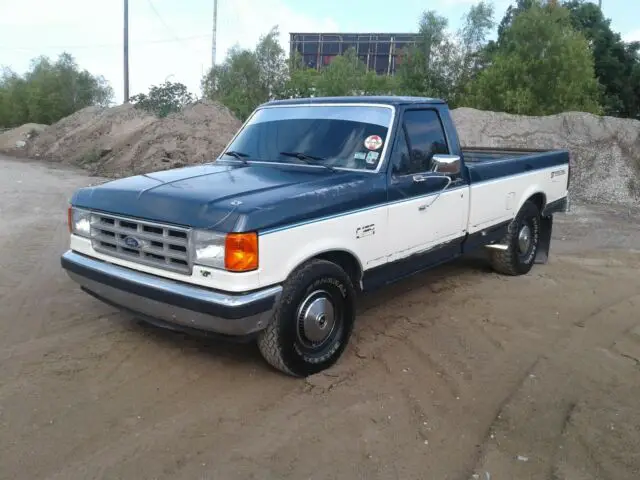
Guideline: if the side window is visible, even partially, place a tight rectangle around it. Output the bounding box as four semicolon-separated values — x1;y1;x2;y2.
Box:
389;127;411;176
393;109;449;176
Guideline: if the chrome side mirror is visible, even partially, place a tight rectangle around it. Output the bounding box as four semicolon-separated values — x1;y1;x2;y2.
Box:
432;154;461;175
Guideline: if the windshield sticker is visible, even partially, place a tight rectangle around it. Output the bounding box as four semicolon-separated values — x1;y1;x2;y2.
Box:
364;135;383;151
354;151;367;161
365;151;379;164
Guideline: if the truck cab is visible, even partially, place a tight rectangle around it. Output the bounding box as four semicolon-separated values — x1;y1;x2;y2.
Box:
62;96;570;377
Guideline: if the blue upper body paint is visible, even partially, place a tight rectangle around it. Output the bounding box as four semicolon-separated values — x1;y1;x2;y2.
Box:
72;162;389;231
70;97;570;234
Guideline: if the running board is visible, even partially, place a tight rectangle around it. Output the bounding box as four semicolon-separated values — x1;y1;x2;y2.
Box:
485;244;509;251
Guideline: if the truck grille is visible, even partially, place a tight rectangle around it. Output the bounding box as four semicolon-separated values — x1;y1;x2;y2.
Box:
90;213;192;274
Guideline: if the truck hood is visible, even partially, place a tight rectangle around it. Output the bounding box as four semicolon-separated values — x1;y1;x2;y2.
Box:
71;163;387;232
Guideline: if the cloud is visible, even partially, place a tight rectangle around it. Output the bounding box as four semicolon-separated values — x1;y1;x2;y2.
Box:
217;0;338;61
623;29;640;42
0;0;337;104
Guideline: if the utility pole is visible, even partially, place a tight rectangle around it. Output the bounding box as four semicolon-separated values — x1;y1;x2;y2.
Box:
598;0;602;8
212;0;218;68
124;0;130;103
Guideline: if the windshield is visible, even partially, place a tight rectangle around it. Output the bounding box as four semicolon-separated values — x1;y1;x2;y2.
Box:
222;104;394;171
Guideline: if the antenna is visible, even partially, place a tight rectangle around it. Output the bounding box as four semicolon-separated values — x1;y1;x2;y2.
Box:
212;0;218;68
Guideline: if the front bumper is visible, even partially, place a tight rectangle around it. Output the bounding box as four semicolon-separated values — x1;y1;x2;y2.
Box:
61;250;282;336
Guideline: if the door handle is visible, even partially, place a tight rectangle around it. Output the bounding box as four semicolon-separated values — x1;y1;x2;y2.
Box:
413;174;427;182
418;205;427;211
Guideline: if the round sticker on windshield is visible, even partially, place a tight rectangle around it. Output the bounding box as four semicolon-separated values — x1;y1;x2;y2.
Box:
364;135;383;151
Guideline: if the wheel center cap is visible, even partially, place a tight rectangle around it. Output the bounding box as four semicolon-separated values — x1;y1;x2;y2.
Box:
518;224;532;253
297;293;337;345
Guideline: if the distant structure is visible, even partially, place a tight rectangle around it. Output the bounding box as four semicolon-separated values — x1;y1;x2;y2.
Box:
289;32;419;76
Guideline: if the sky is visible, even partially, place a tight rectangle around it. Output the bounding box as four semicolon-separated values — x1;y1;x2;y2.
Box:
1;0;638;104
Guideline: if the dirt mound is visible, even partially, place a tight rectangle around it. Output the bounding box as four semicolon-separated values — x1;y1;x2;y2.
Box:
97;100;241;176
26;104;157;169
6;102;638;206
452;107;640;206
0;123;47;154
22;100;241;177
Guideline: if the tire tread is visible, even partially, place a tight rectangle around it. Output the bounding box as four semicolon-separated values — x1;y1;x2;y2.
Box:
489;200;540;276
257;259;352;376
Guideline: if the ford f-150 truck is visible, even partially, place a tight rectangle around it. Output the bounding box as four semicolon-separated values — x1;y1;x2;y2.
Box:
61;96;570;377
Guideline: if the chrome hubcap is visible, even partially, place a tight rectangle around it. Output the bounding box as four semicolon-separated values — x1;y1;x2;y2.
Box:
518;224;532;254
297;290;336;346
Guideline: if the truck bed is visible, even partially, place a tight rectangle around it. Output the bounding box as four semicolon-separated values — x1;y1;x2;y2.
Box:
462;146;556;163
461;147;570;182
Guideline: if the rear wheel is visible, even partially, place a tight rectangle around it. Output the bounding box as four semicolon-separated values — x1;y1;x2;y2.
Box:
257;259;356;377
489;200;541;276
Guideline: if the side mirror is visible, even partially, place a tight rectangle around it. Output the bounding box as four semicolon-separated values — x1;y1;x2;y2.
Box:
432;154;461;175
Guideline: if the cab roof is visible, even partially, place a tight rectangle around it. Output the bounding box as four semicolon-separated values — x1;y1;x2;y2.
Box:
261;96;447;108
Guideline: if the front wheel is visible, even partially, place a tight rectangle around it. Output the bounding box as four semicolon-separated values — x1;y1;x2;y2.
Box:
257;259;356;377
489;200;541;276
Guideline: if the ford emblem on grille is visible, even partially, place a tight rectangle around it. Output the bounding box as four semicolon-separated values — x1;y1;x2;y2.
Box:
123;236;142;249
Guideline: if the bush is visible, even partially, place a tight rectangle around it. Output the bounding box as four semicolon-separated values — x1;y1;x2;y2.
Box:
130;81;195;118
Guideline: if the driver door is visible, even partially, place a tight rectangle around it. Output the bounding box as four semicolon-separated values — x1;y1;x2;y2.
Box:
387;108;469;265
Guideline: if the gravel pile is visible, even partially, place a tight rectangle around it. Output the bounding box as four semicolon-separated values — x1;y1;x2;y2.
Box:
0;123;47;153
452;107;640;206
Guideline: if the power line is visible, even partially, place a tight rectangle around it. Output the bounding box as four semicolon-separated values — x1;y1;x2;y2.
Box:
145;0;194;49
0;34;211;51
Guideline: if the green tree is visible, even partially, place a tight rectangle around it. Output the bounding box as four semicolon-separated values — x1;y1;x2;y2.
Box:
314;48;368;96
360;70;397;95
464;3;602;115
0;53;113;128
202;46;266;120
130;81;194;117
201;26;288;120
395;11;456;100
562;0;640;118
255;26;288;99
452;1;496;105
280;53;320;98
495;0;540;44
395;4;494;106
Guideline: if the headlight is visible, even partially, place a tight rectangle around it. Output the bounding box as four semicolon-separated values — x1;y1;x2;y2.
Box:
193;230;226;269
68;207;91;237
193;230;259;272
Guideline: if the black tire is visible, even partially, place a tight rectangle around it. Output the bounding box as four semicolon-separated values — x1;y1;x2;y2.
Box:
489;200;541;276
257;259;356;377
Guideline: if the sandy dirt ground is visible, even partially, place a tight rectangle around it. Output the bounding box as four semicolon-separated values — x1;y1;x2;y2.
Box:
1;155;639;480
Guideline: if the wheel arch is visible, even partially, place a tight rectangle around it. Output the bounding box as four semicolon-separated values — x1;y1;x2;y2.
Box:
294;249;364;291
520;191;546;214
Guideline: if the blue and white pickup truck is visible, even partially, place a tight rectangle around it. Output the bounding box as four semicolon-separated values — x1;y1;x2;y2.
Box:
62;96;570;376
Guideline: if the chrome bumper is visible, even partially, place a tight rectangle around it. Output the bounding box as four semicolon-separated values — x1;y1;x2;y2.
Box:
60;250;282;336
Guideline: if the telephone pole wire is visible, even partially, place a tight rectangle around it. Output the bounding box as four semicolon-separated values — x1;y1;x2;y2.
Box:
212;0;218;68
124;0;130;103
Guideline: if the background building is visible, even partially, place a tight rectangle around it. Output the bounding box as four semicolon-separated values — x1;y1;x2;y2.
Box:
289;32;419;75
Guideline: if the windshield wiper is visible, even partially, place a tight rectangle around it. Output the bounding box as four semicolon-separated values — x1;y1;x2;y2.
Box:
221;150;251;165
279;151;336;172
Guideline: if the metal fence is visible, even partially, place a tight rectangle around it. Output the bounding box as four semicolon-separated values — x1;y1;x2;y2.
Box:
289;32;419;75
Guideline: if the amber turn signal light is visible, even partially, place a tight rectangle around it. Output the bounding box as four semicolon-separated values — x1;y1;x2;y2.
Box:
224;232;259;272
